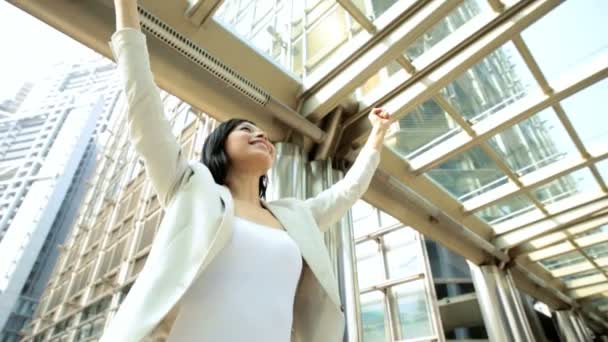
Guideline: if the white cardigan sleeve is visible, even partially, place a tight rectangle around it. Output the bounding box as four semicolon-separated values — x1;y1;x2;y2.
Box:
109;28;191;207
304;146;381;232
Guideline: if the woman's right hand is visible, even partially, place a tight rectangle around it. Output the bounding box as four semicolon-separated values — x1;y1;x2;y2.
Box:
114;0;141;31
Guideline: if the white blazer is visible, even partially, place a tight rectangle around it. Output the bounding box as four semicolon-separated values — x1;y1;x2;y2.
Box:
101;28;380;342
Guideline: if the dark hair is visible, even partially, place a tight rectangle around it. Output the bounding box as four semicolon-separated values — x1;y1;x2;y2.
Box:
201;118;268;200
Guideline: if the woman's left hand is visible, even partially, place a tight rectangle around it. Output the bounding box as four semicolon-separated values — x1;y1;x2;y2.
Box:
368;107;392;132
364;108;392;151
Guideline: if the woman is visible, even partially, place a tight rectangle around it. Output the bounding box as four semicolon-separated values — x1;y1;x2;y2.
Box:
102;0;391;341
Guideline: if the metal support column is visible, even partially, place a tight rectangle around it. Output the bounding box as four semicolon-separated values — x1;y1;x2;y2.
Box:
266;143;307;201
308;158;362;342
571;312;592;341
269;141;362;342
520;293;550;342
555;310;583;342
468;263;537;342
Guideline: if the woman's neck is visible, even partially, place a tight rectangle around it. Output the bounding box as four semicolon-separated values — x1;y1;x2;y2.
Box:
225;171;263;208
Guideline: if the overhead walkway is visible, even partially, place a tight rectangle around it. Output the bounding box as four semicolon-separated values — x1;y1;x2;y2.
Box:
9;0;608;339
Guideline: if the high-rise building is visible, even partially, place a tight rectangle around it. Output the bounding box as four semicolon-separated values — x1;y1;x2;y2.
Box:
0;83;34;115
16;91;208;341
0;56;120;341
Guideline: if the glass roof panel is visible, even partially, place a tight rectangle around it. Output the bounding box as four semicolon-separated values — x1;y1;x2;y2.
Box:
589;297;608;313
358;61;402;98
574;227;608;259
528;219;608;250
561;269;603;283
528;241;574;262
520;0;608;83
585;243;608;261
384;99;462;159
532;168;602;210
438;41;536;125
352;0;403;19
529;227;608;261
562;78;608;153
598;159;608;183
576;225;608;240
214;0;360;78
551;259;595;278
425;146;508;201
355;0;489;102
475;194;535;226
487;108;578;177
540;250;585;272
405;0;489;61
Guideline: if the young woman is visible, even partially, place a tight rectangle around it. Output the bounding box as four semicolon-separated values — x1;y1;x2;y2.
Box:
101;1;391;341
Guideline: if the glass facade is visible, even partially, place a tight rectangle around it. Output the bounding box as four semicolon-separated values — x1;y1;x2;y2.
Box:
352;200;439;341
215;0;364;78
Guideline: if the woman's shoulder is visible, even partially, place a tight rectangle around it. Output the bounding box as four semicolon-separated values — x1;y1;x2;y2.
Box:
264;197;305;210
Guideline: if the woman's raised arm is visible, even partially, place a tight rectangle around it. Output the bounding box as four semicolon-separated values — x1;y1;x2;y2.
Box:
303;109;390;232
114;0;140;30
110;0;191;207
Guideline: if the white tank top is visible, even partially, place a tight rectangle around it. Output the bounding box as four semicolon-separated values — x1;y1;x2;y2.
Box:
167;216;303;341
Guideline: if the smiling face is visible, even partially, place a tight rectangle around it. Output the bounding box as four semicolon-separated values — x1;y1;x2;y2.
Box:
224;121;275;175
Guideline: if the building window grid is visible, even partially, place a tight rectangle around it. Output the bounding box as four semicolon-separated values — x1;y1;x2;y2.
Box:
354;200;437;341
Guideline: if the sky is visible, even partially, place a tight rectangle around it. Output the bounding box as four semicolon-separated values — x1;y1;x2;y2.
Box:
0;2;97;98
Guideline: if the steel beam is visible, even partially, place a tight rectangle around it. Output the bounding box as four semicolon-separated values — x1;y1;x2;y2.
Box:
496;196;608;248
409;52;608;173
300;0;462;120
341;0;562;151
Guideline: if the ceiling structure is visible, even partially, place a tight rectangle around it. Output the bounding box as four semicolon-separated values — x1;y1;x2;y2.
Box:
8;0;608;332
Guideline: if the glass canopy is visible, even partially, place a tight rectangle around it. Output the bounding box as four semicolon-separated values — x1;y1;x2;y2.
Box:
213;0;608;323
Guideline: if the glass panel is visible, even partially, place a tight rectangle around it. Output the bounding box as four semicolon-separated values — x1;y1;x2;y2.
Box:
353;0;401;19
305;5;349;70
561;269;602;284
598;159;608;183
540;250;585;272
585;243;608;260
352;200;376;221
440;42;536;124
406;0;488;60
590;296;608;312
356;240;385;289
390;280;434;339
487;108;578;177
425;241;472;278
306;0;333;24
291;37;304;76
352;201;380;238
254;0;274;22
562;78;608;153
379;210;400;227
215;0;341;76
426;146;508;201
360;291;387;342
385;229;422;278
532;168;601;207
521;0;608;83
475;194;535;225
385;99;462;160
358;61;402;98
575;225;608;240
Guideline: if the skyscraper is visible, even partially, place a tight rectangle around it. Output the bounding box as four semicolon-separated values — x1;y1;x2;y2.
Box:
0;56;120;341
